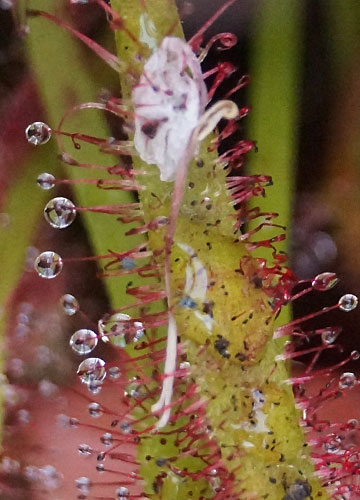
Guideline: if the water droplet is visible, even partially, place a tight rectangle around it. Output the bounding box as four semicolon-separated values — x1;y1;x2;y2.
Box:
323;435;343;454
78;444;92;456
351;350;360;360
75;477;92;494
34;251;63;279
36;172;55;190
100;432;113;446
17;408;30;424
312;272;339;291
109;366;121;379
96;464;105;472
321;326;342;345
115;486;130;499
57;414;79;428
348;419;358;429
338;294;358;312
38;379;58;398
124;376;145;399
97;452;106;461
98;313;144;346
25;122;52;146
339;372;357;389
88;381;103;394
119;421;132;434
60;294;79;316
44;197;76;229
121;257;136;270
179;361;191;370
88;402;103;418
70;329;98;355
0;0;15;10
77;358;106;385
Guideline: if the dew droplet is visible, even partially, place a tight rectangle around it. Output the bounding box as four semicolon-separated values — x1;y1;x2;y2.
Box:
88;381;103;394
98;313;144;346
36;172;55;190
109;366;121;379
70;329;98;355
348;419;359;429
119;420;132;434
88;402;103;418
124;376;145;399
323;435;343;454
25;122;52;146
75;476;92;494
338;294;358;312
321;326;342;345
77;358;106;385
339;372;357;389
60;294;79;316
312;272;339;291
100;432;113;446
96;464;105;473
115;486;130;499
34;251;63;279
78;444;92;456
351;350;360;360
44;197;76;229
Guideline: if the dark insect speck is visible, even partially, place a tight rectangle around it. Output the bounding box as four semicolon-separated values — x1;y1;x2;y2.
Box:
214;335;230;358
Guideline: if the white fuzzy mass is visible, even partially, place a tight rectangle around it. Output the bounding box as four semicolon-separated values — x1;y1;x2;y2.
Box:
132;36;207;181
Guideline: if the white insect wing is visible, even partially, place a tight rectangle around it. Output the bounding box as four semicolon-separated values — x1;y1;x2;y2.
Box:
132;37;207;181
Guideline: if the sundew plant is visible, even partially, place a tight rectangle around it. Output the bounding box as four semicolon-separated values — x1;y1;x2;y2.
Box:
2;1;360;499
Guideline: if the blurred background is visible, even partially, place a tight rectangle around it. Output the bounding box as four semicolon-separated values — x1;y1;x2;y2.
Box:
0;0;360;498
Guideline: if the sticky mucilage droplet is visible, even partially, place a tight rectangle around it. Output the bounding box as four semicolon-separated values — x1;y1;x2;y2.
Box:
70;329;98;355
25;122;52;146
34;251;63;279
44;197;76;229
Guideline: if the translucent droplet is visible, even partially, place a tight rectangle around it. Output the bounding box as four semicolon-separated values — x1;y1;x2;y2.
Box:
323;435;342;454
70;329;98;355
339;294;358;312
312;272;339;291
88;402;103;418
96;464;105;473
38;379;58;398
348;419;358;429
78;444;92;456
60;294;79;316
88;381;103;394
115;486;130;499
321;326;342;345
99;313;144;346
25;122;52;146
124;376;145;399
100;432;113;446
109;366;121;380
179;361;191;370
57;414;79;428
119;420;132;434
44;197;76;229
77;358;106;385
34;251;63;279
339;372;357;389
36;172;55;190
75;477;92;494
351;350;360;360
